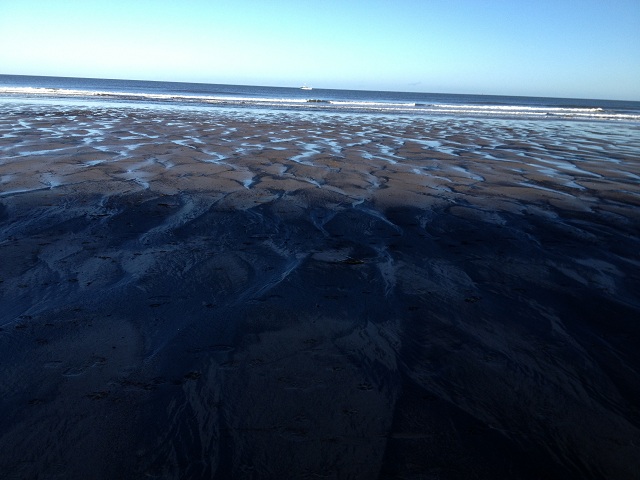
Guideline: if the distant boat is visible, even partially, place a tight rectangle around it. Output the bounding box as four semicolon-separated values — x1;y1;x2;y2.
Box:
300;85;312;90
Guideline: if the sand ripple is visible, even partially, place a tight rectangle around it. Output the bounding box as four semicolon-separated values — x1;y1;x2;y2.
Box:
1;104;639;479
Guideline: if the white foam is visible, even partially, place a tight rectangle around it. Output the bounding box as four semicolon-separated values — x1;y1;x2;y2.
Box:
329;100;416;107
2;86;638;122
429;103;604;113
0;86;307;106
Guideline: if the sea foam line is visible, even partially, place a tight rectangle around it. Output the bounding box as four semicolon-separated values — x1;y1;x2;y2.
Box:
0;87;309;105
2;86;638;121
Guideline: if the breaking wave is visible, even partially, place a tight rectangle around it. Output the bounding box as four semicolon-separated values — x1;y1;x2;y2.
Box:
1;86;638;122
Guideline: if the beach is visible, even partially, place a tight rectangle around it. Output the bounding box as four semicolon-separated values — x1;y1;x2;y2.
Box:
1;102;640;479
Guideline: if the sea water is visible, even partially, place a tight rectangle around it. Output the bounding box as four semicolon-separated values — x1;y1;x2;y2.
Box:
1;74;639;122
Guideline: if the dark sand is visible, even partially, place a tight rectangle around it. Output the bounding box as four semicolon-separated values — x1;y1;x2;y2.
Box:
1;103;640;479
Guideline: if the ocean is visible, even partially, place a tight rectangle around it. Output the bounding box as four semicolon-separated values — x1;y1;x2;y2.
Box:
1;74;640;122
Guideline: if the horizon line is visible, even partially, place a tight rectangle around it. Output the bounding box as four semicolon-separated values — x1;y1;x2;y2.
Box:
1;72;638;103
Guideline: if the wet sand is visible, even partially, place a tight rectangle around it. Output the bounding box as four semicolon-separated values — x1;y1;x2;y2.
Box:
1;103;640;479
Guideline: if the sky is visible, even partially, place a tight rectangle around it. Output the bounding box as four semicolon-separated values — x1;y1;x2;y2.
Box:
1;0;639;100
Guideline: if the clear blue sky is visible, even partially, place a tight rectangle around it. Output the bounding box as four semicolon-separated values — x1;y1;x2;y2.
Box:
1;0;639;100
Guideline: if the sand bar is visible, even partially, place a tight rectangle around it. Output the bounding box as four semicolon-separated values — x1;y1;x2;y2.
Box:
1;102;640;479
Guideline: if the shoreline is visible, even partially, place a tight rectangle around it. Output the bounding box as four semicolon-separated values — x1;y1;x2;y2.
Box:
3;87;640;123
1;104;640;479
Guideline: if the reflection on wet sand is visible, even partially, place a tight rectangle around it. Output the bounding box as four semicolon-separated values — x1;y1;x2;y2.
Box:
1;104;639;479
